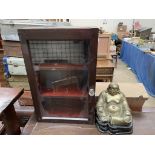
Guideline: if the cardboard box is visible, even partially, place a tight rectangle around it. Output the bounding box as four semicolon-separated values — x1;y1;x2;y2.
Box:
117;25;127;32
117;32;129;39
2;41;23;57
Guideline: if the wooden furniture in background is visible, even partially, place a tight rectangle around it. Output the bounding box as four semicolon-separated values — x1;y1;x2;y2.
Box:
97;33;111;58
0;35;9;87
96;59;114;82
14;101;34;127
2;40;23;57
0;88;24;134
2;41;30;92
96;33;115;81
95;82;148;112
0;49;5;86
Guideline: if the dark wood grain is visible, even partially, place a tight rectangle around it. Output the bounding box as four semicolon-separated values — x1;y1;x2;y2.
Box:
96;59;114;82
18;27;98;124
0;121;5;134
0;88;24;113
22;112;155;135
0;88;24;134
1;104;21;135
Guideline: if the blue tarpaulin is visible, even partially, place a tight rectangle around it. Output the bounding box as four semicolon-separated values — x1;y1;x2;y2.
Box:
2;56;10;78
120;41;155;97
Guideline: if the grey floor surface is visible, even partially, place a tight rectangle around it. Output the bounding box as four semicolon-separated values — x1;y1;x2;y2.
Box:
113;58;155;108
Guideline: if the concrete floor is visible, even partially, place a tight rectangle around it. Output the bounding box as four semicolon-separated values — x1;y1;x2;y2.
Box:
112;58;155;108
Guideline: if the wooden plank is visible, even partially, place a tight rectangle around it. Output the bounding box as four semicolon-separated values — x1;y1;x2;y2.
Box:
22;112;155;135
96;60;114;82
97;33;111;58
2;41;23;57
97;59;114;68
95;82;148;98
0;88;24;114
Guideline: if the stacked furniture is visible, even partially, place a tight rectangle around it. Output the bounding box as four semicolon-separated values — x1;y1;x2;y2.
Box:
1;41;34;129
96;33;114;82
117;23;129;39
3;56;29;88
96;59;114;82
2;41;33;106
97;33;111;58
0;35;9;87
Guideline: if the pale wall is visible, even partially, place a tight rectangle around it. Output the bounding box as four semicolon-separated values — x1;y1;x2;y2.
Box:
70;19;155;33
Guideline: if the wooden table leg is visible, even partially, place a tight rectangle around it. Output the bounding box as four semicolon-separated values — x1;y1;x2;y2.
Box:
1;104;21;135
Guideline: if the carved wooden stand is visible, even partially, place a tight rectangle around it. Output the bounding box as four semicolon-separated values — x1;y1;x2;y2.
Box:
0;88;24;134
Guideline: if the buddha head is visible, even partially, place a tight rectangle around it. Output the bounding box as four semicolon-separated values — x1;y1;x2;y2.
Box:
107;83;120;96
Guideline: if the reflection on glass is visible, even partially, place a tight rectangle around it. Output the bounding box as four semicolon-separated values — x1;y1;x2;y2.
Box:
28;40;89;120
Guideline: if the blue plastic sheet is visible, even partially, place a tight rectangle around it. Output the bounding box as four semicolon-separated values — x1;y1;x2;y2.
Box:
120;41;155;97
2;56;10;78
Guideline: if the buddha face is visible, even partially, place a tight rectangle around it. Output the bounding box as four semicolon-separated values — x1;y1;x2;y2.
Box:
107;83;120;96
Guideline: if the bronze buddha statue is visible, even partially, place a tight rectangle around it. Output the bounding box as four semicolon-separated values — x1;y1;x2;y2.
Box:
95;83;133;134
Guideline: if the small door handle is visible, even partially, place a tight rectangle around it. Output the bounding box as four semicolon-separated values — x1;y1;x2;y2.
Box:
89;89;95;96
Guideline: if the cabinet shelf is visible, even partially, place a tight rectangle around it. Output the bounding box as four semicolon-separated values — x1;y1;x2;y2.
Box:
42;110;88;120
40;89;88;98
34;63;88;71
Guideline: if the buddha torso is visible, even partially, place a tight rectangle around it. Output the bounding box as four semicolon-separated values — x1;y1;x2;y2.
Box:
105;93;123;117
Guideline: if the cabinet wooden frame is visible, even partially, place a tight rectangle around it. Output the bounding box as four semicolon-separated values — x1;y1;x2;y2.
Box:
18;27;98;124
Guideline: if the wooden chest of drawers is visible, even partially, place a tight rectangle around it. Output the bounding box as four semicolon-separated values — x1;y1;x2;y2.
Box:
96;59;114;82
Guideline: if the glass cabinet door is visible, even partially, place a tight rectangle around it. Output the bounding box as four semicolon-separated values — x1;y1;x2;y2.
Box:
28;40;90;121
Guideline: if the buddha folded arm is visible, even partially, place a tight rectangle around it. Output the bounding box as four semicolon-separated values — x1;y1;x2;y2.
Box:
96;91;109;122
110;115;132;125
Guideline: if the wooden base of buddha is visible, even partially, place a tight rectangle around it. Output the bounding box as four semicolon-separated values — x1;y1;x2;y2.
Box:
95;113;133;135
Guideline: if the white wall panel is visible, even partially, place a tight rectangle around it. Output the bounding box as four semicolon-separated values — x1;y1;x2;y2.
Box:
70;19;155;33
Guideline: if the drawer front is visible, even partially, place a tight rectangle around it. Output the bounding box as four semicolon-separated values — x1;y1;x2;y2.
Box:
96;68;114;74
96;75;113;82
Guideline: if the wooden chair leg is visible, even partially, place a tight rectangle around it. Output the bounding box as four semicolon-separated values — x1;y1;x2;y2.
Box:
1;104;21;135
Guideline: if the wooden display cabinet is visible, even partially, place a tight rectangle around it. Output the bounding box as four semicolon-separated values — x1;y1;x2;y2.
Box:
18;27;98;124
